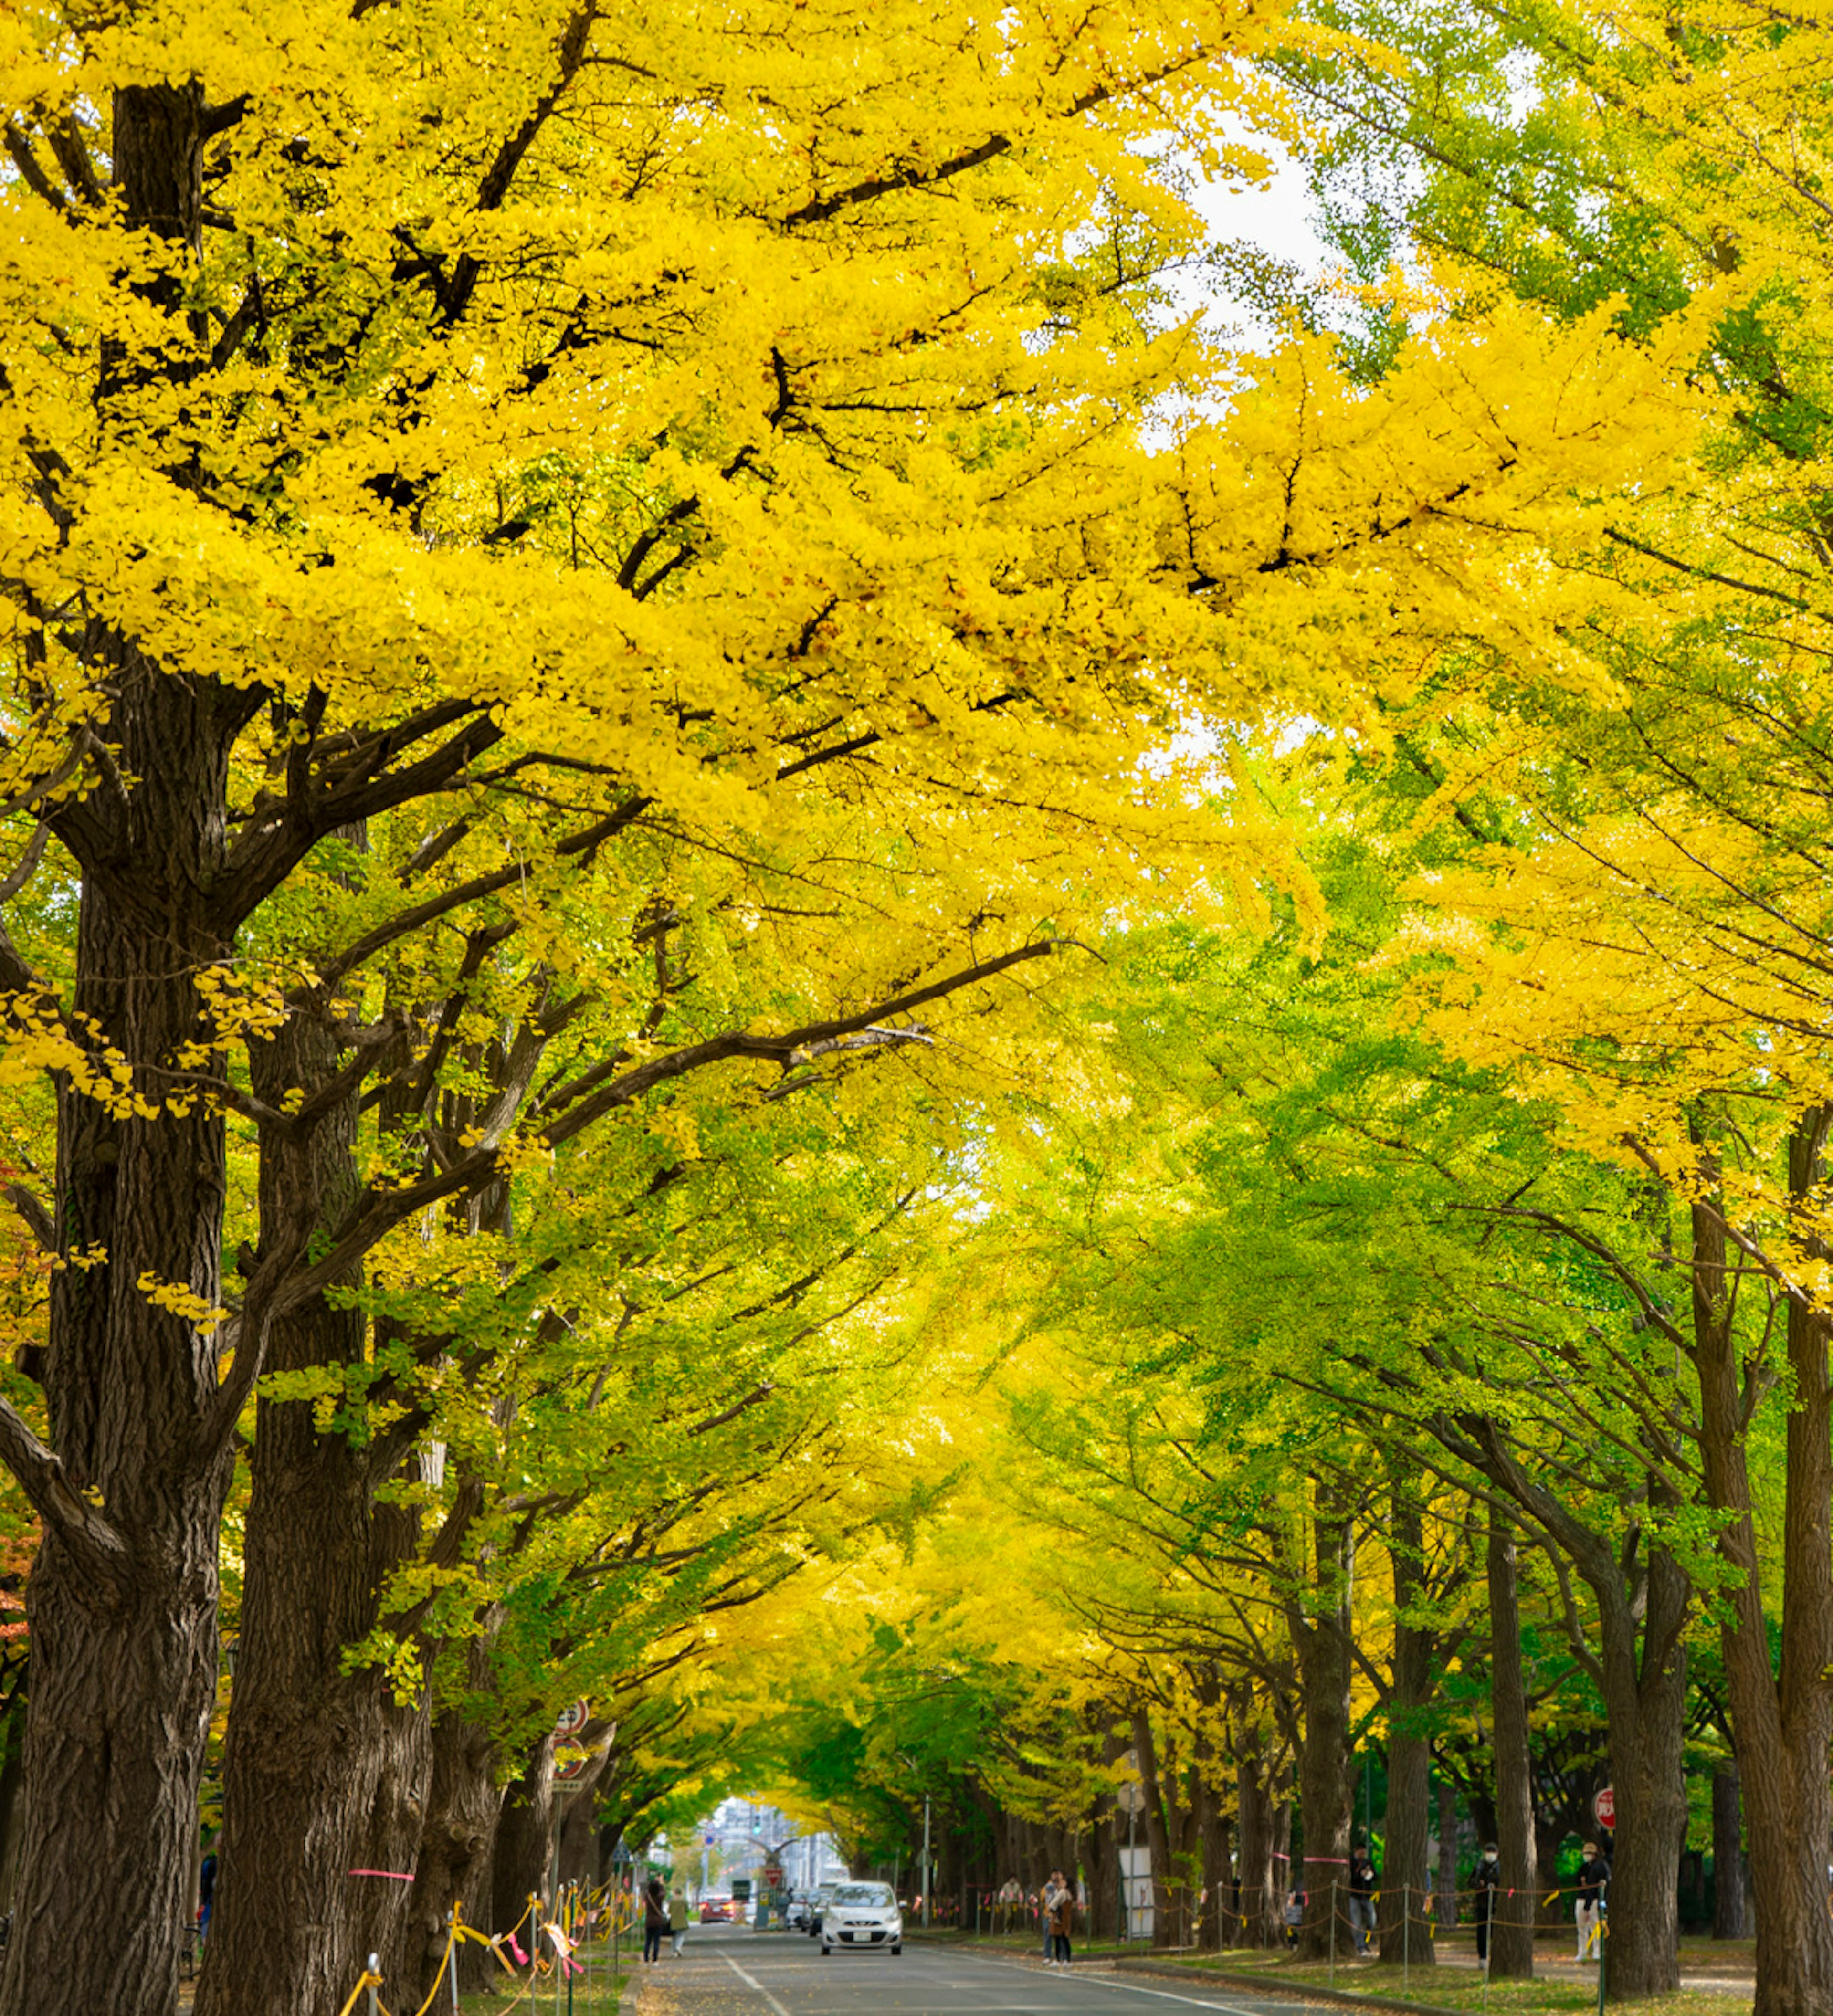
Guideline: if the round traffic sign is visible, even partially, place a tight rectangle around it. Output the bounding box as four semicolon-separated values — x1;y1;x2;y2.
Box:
553;1699;588;1738
1592;1785;1616;1831
554;1751;590;1782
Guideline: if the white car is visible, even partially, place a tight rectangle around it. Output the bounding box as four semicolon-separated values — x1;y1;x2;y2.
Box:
819;1880;903;1955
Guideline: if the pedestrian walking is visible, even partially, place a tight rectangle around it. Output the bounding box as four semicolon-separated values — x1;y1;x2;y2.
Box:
669;1876;690;1957
643;1874;669;1964
1283;1888;1306;1949
1575;1841;1610;1960
1473;1846;1500;1965
1038;1876;1056;1960
198;1844;218;1944
1046;1872;1075;1967
1348;1846;1378;1957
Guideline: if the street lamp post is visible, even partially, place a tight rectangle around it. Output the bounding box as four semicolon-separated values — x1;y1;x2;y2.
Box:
922;1793;931;1930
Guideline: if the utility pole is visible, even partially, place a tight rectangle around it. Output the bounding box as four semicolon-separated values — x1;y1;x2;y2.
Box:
922;1794;932;1929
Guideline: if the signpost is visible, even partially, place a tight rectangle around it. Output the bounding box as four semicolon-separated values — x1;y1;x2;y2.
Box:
1116;1752;1148;1942
548;1703;592;1908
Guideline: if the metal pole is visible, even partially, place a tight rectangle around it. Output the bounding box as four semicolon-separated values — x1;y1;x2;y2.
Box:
1597;1881;1607;2016
1113;1806;1129;1943
1402;1883;1409;1998
448;1911;461;2015
1329;1881;1336;1990
923;1796;932;1929
367;1954;381;2016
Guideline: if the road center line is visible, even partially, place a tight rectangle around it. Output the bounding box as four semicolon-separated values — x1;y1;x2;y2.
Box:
939;1952;1308;2016
723;1951;797;2016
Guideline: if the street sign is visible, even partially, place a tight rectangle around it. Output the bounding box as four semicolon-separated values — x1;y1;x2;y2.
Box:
1592;1785;1616;1831
552;1699;589;1738
1115;1749;1147;1816
554;1751;590;1783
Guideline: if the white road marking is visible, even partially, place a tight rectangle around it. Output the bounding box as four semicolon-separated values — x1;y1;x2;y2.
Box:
724;1951;797;2016
941;1952;1310;2016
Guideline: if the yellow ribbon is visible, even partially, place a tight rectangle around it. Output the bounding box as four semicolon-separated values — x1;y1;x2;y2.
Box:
337;1972;386;2016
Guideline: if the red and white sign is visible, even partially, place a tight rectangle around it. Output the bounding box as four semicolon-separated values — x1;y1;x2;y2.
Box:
554;1751;590;1783
553;1699;589;1738
1592;1785;1616;1832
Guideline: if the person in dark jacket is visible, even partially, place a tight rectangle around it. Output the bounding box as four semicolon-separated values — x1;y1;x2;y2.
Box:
1473;1846;1500;1964
643;1874;669;1964
1348;1847;1378;1956
1575;1842;1610;1960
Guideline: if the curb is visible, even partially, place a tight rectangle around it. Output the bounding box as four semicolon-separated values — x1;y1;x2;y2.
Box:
1110;1956;1459;2016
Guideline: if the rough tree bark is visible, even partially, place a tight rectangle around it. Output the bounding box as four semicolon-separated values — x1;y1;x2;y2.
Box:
1435;1773;1457;1935
1711;1769;1743;1940
1379;1485;1436;1967
1485;1512;1536;1980
1131;1709;1178;1948
1235;1727;1281;1949
1289;1486;1355;1962
1692;1113;1833;2016
409;1628;508;1992
494;1735;559;1937
1452;1417;1690;2000
197;1009;438;2016
0;84;276;2016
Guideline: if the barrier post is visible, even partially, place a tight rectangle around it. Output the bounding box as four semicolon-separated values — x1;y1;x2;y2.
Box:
1329;1882;1337;1989
448;1909;461;2014
367;1953;381;2016
1597;1884;1607;2016
1402;1883;1409;1997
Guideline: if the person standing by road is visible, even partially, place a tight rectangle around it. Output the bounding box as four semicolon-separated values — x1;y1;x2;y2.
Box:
1046;1873;1075;1967
1473;1846;1501;1965
643;1874;669;1964
1348;1845;1378;1957
1575;1841;1610;1960
669;1875;690;1958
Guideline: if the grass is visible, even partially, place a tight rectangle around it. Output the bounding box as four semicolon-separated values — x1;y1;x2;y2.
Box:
919;1929;1756;2016
457;1965;624;2016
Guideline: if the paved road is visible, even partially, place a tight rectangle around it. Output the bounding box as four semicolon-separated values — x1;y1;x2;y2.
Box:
633;1929;1336;2016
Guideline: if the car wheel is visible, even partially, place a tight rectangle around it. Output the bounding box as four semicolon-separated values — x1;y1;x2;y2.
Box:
892;1943;902;1955
821;1944;832;1957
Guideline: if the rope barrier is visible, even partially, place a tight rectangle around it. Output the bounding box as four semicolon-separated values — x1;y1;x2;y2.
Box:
336;1972;386;2016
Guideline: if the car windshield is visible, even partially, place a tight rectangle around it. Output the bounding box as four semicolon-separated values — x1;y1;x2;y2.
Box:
833;1884;894;1907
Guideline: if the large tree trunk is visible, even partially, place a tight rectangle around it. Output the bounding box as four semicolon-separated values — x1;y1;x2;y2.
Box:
1132;1709;1178;1948
1291;1488;1355;1962
1235;1730;1281;1949
1592;1526;1689;2001
0;622;251;2009
1485;1513;1536;1980
1692;1118;1833;2016
0;78;265;2016
1379;1487;1435;1967
197;1004;436;2016
410;1630;507;1993
1711;1769;1744;1940
494;1736;559;1938
1463;1409;1689;2001
1435;1772;1457;1935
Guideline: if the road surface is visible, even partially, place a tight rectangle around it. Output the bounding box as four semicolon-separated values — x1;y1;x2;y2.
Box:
633;1929;1337;2016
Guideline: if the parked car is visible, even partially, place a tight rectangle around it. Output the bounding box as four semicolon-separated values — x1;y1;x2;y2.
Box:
819;1880;903;1956
787;1889;818;1931
700;1894;736;1923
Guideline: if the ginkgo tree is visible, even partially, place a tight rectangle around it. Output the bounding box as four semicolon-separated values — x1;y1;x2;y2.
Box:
0;0;1775;1999
1261;2;1833;2009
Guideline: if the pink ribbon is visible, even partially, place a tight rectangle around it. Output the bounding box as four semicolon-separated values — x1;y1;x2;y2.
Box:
348;1869;416;1882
